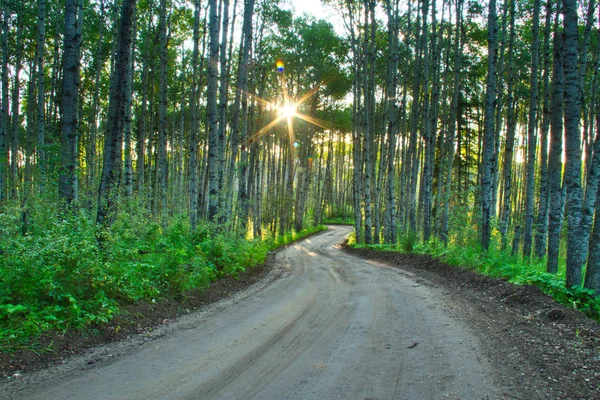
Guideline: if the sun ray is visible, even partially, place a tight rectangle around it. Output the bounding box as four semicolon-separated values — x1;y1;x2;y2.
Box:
293;112;336;131
246;115;286;145
246;67;337;149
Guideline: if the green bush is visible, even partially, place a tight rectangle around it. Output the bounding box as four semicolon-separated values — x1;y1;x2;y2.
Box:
0;196;326;351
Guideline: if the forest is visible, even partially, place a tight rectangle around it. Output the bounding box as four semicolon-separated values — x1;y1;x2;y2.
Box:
1;0;600;350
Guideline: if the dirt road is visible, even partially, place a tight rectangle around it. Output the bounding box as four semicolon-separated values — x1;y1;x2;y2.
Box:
8;226;501;399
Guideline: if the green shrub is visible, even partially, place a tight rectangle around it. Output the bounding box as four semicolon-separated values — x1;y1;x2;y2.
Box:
0;196;327;351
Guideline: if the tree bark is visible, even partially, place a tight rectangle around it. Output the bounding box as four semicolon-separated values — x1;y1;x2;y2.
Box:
522;0;541;258
189;0;201;230
481;0;498;250
563;0;583;287
97;0;137;226
0;3;7;203
547;19;564;274
384;0;399;244
9;12;22;199
207;0;220;221
59;0;81;205
235;0;256;232
534;0;553;258
36;0;46;190
157;0;168;217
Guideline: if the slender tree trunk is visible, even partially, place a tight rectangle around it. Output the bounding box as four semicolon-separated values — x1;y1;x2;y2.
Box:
9;12;23;199
534;0;554;258
547;22;564;274
235;0;256;232
563;0;583;287
59;0;81;205
123;7;136;198
97;0;137;226
0;3;7;202
522;0;541;258
25;61;35;190
440;0;463;243
481;0;498;250
88;0;106;192
585;185;600;293
157;0;168;217
189;0;201;230
207;0;220;221
36;0;46;190
384;0;399;244
217;0;230;218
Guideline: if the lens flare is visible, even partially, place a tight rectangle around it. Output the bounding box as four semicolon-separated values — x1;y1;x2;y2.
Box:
278;103;297;118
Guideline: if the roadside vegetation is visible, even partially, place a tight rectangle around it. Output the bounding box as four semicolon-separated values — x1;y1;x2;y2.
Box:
0;195;325;353
349;223;600;322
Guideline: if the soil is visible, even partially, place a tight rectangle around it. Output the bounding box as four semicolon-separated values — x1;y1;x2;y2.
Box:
345;245;600;400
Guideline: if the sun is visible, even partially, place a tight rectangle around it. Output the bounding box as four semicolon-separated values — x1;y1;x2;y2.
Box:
278;103;297;118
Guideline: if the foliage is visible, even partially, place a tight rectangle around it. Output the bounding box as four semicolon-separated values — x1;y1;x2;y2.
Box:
0;197;326;352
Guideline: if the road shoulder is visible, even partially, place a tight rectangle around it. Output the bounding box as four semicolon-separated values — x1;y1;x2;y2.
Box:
344;245;600;400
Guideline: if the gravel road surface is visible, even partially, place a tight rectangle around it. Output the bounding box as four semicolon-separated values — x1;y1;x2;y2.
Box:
9;226;501;400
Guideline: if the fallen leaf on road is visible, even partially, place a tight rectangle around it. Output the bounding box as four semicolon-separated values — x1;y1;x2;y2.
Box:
407;342;418;349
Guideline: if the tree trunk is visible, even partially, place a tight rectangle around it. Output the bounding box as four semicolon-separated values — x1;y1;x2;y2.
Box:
547;20;564;274
217;0;230;218
36;0;46;190
563;0;583;287
87;0;106;192
189;0;201;230
207;0;220;221
59;0;81;205
384;0;399;244
481;0;498;250
97;0;137;226
157;0;168;217
499;0;516;249
235;0;256;232
9;12;22;199
585;185;600;294
123;7;136;198
0;3;7;203
534;0;554;258
440;0;463;244
522;0;541;258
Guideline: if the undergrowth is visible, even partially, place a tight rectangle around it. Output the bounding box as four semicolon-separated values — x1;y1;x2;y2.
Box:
350;229;600;322
0;197;325;352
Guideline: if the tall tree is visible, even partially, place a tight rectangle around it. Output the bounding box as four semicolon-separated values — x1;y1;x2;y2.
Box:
563;0;583;287
59;0;82;204
0;3;7;202
481;0;498;250
547;18;564;274
522;0;541;258
383;0;399;244
9;11;22;199
189;0;201;230
207;0;220;221
36;0;46;190
97;0;137;226
157;0;168;216
236;0;256;232
534;0;554;258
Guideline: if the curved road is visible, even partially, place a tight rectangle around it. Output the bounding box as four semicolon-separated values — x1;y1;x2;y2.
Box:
13;226;500;399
